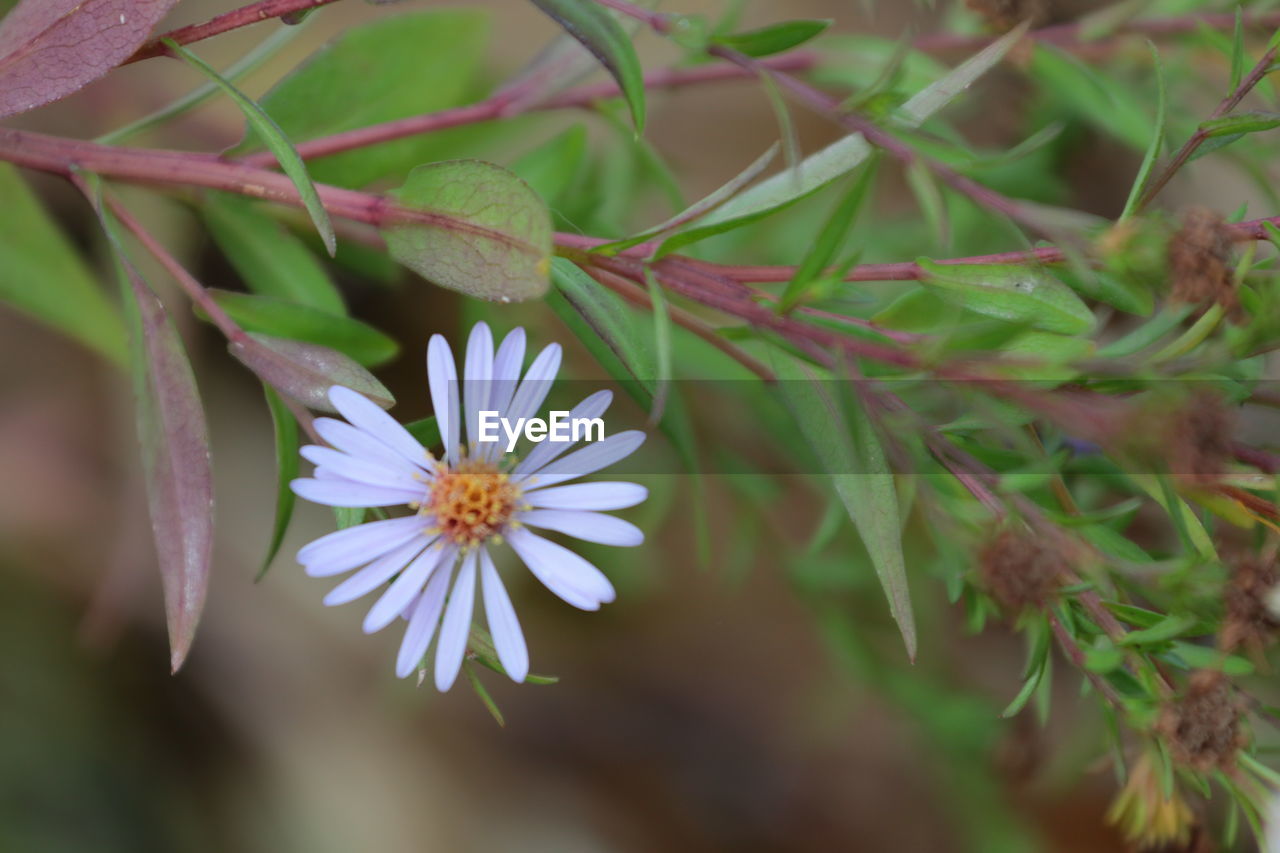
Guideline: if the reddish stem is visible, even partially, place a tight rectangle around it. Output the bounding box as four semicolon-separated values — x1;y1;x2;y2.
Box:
127;0;346;64
1137;42;1280;210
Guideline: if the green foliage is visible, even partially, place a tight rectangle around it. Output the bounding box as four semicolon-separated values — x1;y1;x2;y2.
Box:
241;11;490;187
384;160;553;301
0;164;126;366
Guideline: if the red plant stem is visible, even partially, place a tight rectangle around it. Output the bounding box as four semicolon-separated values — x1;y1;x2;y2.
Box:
127;0;346;64
584;266;778;381
240;53;816;168
101;193;250;345
1047;610;1124;707
1137;42;1280;210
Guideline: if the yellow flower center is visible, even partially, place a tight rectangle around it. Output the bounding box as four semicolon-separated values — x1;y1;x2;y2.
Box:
423;457;521;547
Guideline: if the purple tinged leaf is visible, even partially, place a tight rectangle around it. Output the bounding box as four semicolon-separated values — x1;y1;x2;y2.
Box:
230;332;394;413
117;255;214;674
383;160;553;302
0;0;180;118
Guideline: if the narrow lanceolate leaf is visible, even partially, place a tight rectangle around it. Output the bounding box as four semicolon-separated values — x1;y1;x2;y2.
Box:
207;290;398;367
0;163;126;365
163;39;336;256
779;160;877;313
1199;111;1280;138
0;0;180;118
258;386;299;580
383;160;553;302
1120;42;1166;219
711;19;831;58
115;253;214;674
200;193;344;314
895;20;1030;126
772;355;916;660
916;258;1096;335
230;333;394;413
594;143;779;255
528;0;646;132
667;23;1027;251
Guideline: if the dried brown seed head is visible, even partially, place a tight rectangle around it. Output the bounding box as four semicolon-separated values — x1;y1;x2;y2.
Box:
978;526;1069;614
1221;555;1280;655
1168;207;1237;314
1155;670;1246;772
964;0;1050;30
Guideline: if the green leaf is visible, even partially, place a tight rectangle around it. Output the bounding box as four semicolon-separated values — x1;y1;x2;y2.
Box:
529;0;646;132
549;258;654;383
596;143;779;255
257;386;299;580
1199;111;1280;138
663;23;1027;251
241;10;489;188
164;39;336;256
1027;45;1151;149
779;160;877;313
99;23;305;145
206;290;397;367
383;160;553;301
230;333;394;413
200;193;344;314
1120;42;1166;219
1167;642;1254;676
895;20;1030;126
334;506;366;529
1116;613;1200;647
0;164;126;366
404;416;441;449
771;355;916;660
916;258;1096;335
711;18;830;57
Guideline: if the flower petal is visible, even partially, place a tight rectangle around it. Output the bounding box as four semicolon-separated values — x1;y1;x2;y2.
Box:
327;386;429;471
291;478;423;508
395;564;452;678
297;515;428;577
362;543;453;633
482;328;527;461
434;549;478;692
523;482;648;511
463;322;494;451
500;343;562;448
518;430;645;488
518;509;644;547
427;335;461;466
512;390;613;476
301;445;424;491
314;417;430;475
323;535;435;605
480;547;528;682
508;527;615;610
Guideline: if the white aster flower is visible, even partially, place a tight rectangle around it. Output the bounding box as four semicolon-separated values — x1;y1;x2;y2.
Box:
290;322;647;690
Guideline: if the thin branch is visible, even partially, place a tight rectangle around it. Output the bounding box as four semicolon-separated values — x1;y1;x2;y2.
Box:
584;266;778;382
127;0;345;64
1137;42;1280;210
1048;610;1125;707
239;52;815;168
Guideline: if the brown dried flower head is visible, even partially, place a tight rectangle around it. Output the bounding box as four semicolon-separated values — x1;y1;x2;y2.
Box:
1119;390;1236;485
1155;670;1246;773
1167;207;1237;313
978;526;1069;614
1221;555;1280;655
